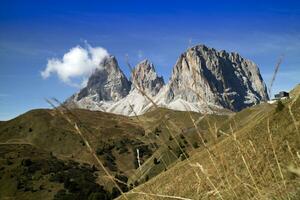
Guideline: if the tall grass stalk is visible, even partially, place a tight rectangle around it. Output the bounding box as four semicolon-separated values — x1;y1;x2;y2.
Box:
128;191;193;200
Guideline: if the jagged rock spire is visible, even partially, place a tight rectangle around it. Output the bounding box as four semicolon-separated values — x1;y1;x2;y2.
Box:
76;55;131;102
130;59;164;96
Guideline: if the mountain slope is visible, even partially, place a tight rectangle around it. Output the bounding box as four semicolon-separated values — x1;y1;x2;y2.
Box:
118;90;300;200
0;106;232;199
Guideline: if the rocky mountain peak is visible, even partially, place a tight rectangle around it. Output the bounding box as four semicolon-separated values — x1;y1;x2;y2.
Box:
166;44;269;111
76;55;131;102
131;59;164;96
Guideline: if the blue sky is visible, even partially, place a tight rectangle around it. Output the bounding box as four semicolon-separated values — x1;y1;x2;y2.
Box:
0;0;300;120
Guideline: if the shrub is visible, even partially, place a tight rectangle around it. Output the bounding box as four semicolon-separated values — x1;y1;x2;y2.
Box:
174;147;183;158
96;142;115;156
114;174;128;192
115;140;123;150
179;142;185;149
96;148;104;155
64;179;79;193
180;153;189;161
111;187;120;198
92;165;98;172
134;181;139;186
183;139;188;145
153;158;160;165
21;159;32;167
115;174;128;183
103;153;117;171
154;127;161;133
80;140;85;146
138;145;152;158
192;141;199;148
145;175;149;182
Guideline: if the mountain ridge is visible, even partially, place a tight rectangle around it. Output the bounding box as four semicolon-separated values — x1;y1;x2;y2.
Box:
65;44;269;115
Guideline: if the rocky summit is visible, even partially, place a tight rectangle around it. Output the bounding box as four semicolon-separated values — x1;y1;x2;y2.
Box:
76;55;131;102
130;59;165;96
65;44;269;115
165;45;269;111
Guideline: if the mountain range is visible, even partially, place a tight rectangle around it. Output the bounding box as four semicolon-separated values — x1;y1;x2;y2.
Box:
0;40;299;199
66;44;269;116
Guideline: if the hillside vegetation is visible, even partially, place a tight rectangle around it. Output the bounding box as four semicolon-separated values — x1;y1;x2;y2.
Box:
0;85;299;199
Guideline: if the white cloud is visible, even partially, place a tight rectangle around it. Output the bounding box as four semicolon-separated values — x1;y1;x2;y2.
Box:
41;44;109;87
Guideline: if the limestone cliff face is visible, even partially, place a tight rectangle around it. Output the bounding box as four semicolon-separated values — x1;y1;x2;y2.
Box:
165;45;268;111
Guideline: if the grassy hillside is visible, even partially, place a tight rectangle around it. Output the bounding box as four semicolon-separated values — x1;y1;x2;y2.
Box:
1;85;299;199
0;108;154;193
0;105;229;199
118;89;300;199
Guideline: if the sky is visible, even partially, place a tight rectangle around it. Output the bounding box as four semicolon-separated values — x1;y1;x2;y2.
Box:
0;0;300;120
